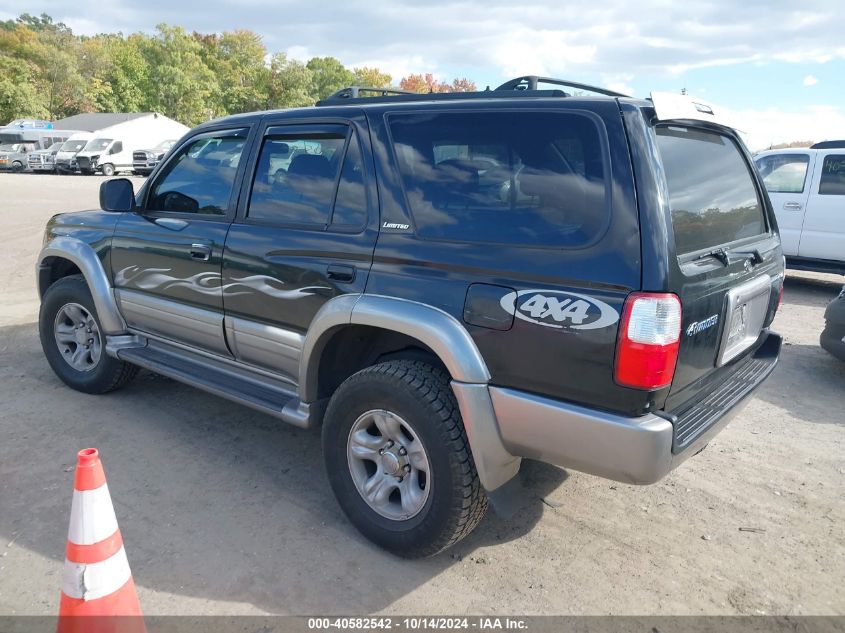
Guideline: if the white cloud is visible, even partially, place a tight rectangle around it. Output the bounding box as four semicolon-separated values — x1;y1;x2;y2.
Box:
803;74;819;86
725;104;845;151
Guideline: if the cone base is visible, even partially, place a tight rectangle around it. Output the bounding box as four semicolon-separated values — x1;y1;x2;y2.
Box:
58;578;145;633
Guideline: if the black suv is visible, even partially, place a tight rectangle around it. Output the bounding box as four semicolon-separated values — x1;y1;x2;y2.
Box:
37;77;783;557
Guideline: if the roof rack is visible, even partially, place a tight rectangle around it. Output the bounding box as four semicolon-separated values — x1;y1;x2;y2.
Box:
495;75;629;97
315;75;624;107
810;140;845;149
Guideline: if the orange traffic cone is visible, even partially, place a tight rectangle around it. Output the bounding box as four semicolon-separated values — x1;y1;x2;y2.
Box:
57;448;145;633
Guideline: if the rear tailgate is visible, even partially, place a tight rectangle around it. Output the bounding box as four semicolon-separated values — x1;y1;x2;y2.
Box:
651;122;783;442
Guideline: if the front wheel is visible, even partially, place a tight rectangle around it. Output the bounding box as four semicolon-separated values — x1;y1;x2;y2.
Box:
322;360;487;558
101;163;115;177
39;275;139;394
11;161;23;172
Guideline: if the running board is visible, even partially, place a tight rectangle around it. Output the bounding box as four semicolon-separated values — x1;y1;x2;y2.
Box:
114;339;312;428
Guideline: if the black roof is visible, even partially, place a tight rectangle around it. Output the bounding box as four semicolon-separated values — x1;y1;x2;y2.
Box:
810;140;845;150
53;112;156;132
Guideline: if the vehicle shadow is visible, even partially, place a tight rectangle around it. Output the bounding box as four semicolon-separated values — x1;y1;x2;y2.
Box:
0;322;567;615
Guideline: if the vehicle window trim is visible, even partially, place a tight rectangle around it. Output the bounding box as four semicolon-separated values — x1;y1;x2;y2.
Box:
382;107;614;250
238;121;369;234
141;126;253;222
653;122;773;262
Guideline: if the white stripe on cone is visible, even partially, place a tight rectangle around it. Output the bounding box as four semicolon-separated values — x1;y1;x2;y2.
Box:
61;545;132;601
68;483;119;545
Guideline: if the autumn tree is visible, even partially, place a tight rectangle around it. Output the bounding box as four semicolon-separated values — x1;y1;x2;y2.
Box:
353;67;392;88
306;56;356;100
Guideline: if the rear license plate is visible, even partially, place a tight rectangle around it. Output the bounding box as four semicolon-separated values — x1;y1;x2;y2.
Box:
717;275;772;366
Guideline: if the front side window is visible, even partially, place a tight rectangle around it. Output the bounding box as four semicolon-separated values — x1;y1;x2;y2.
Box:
655;126;766;256
148;130;248;215
755;154;810;194
819;155;845;195
388;111;609;246
248;131;358;226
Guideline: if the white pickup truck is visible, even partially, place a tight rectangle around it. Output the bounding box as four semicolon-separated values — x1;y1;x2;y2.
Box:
755;141;845;275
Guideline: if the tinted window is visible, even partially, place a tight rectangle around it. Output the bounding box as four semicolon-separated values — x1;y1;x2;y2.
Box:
148;130;247;215
755;154;810;193
388;112;608;246
248;133;346;225
656;126;765;255
331;132;367;229
819;154;845;195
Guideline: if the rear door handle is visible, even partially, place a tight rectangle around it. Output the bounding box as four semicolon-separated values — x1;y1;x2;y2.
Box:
190;243;212;261
327;264;355;283
783;201;803;211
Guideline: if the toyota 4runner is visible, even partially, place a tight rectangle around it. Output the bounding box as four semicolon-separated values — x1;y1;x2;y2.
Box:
37;77;784;557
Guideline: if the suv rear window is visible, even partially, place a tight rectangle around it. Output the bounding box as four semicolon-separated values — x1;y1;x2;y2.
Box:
388;111;609;246
656;126;766;256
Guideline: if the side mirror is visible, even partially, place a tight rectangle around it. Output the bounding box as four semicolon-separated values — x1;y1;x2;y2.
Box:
99;178;135;212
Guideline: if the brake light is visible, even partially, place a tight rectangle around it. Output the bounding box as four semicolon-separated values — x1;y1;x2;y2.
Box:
614;293;682;390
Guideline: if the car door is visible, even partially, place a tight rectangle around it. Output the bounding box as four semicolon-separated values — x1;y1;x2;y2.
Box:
755;151;814;256
799;152;845;261
110;126;254;356
221;114;378;382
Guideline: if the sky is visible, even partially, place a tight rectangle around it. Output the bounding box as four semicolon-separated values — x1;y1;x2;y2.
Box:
2;0;844;150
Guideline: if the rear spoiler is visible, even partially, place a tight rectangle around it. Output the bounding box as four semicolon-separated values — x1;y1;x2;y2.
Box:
650;92;741;132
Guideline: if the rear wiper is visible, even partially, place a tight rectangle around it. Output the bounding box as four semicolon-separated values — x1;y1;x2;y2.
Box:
693;246;764;267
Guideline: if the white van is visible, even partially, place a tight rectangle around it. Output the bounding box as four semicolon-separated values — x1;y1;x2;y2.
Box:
756;142;845;274
74;113;189;176
55;133;94;173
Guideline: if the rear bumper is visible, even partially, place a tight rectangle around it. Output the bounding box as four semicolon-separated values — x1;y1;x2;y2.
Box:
489;331;781;485
821;324;845;362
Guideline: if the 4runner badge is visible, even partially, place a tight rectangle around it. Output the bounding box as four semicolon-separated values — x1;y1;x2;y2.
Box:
686;314;719;337
500;289;619;330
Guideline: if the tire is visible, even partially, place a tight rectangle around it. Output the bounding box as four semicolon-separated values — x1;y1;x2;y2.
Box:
322;360;487;558
101;163;115;177
39;275;139;394
11;161;23;172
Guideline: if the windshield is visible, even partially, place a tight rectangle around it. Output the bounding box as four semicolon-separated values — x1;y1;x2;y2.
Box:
155;140;176;151
47;142;63;151
0;143;21;152
84;138;112;151
61;140;88;152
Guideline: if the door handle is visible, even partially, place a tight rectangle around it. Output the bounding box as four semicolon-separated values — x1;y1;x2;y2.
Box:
783;201;803;211
190;243;212;261
327;264;355;283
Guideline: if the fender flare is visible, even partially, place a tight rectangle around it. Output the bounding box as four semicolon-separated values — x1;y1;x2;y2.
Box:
300;294;520;491
37;236;127;335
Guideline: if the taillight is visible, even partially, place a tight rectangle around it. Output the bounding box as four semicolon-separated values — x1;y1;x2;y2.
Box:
614;292;682;390
776;280;784;313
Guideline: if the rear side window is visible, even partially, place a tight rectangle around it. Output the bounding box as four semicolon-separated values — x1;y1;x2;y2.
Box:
755;154;810;193
388;111;609;246
656;126;766;256
819;155;845;195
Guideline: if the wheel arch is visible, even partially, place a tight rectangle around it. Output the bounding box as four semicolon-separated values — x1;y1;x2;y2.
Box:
37;237;126;334
301;294;519;492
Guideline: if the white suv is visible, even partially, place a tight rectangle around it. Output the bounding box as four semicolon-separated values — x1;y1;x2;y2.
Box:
755;142;845;274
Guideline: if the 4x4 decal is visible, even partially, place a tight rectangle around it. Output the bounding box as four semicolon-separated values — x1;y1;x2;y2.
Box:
500;289;619;330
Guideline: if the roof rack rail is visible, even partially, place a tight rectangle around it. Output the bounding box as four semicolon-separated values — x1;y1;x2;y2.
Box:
810;140;845;149
318;86;415;102
315;87;569;107
495;75;629;98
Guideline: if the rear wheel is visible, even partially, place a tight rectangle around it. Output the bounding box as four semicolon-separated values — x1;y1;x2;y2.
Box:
322;360;487;558
39;275;139;394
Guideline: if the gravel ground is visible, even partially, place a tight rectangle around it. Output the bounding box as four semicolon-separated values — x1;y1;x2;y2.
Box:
0;173;843;616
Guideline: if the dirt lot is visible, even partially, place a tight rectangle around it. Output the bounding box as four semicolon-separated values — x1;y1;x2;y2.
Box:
0;172;843;616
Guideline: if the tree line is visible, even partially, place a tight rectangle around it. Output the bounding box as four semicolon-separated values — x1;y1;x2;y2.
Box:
0;13;477;127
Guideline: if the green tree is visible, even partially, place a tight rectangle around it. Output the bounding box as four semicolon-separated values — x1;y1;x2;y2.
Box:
353;67;392;88
266;53;313;109
197;29;268;116
306;56;355;100
141;24;217;125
